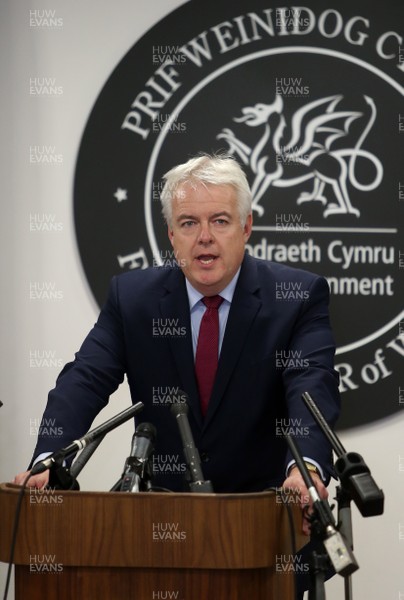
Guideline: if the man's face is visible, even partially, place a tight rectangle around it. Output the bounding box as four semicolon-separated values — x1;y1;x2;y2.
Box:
168;182;252;296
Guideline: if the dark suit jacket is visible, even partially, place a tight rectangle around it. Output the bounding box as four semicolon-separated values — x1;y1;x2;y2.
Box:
33;254;340;492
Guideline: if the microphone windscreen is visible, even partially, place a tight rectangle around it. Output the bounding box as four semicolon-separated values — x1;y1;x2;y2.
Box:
170;399;189;416
136;422;157;441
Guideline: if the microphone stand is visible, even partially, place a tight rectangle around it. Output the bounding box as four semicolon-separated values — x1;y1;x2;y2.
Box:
47;456;80;490
301;391;384;600
337;485;353;600
284;433;358;600
302;392;384;517
111;422;157;493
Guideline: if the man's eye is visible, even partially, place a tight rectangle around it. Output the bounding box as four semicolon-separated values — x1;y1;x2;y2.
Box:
181;221;196;228
214;219;228;225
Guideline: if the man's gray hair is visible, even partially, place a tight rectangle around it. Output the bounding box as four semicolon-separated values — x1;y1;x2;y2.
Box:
160;154;252;226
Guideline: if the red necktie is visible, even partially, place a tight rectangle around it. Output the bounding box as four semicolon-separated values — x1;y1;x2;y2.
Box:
195;295;224;417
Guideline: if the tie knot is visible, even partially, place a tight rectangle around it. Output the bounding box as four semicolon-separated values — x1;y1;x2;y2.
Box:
202;295;223;310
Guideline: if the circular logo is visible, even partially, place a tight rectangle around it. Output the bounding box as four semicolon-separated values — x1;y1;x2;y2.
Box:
74;0;404;429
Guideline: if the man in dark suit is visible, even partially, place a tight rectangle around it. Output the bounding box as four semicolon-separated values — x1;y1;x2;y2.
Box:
15;153;340;526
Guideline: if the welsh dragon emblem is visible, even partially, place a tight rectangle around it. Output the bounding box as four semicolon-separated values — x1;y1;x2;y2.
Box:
217;95;383;218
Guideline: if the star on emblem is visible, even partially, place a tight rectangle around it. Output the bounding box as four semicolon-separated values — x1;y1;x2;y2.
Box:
114;188;127;202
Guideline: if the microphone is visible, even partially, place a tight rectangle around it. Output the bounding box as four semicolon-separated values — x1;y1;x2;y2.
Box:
120;422;156;492
170;394;213;493
302;391;384;517
70;436;105;479
31;402;144;475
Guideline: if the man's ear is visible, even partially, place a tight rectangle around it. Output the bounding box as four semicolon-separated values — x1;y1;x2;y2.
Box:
167;225;174;246
243;213;253;242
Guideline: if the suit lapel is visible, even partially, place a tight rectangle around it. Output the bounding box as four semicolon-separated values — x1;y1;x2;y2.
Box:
203;254;262;428
159;269;203;429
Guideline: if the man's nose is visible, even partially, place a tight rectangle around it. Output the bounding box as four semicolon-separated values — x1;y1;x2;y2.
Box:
198;222;213;244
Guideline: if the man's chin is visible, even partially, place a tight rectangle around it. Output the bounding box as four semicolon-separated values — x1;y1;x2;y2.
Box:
189;274;224;295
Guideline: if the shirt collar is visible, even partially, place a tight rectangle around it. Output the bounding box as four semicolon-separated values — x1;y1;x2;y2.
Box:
186;268;241;311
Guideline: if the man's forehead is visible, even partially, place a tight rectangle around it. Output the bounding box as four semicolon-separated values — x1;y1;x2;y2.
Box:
174;181;236;201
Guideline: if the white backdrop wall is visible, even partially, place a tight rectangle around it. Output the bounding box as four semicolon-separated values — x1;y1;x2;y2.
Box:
0;1;403;599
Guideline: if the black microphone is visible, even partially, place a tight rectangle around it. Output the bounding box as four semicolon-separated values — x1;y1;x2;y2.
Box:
120;422;156;492
31;402;144;475
70;436;105;479
302;391;384;517
170;395;213;493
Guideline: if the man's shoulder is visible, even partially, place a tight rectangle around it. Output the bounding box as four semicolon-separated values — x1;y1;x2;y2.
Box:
246;254;324;285
110;266;184;299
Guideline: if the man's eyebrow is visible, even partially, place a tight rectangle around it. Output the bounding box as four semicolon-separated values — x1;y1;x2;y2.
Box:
211;211;232;219
176;214;197;222
176;211;233;222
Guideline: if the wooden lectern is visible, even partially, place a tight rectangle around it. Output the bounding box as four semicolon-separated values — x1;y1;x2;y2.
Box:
0;483;306;599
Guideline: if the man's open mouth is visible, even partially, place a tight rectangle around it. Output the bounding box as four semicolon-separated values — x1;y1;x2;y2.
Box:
196;254;217;265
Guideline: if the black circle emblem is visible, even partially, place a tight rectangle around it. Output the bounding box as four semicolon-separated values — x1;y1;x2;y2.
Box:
74;0;404;429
